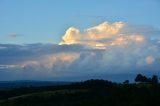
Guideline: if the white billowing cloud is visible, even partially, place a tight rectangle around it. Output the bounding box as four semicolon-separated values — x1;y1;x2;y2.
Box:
60;27;81;45
85;21;124;40
60;22;145;49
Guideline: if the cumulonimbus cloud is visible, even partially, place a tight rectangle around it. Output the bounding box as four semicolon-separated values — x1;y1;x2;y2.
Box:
0;21;160;81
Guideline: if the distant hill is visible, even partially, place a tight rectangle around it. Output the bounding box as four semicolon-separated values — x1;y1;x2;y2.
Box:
0;80;71;89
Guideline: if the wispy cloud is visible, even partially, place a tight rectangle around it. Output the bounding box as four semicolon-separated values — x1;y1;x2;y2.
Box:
0;65;17;69
8;33;23;39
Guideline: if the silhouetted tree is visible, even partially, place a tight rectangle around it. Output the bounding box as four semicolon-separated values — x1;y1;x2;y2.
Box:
151;75;158;84
135;74;148;83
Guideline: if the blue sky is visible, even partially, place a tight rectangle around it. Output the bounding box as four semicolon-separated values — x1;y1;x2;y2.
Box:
0;0;160;81
0;0;160;44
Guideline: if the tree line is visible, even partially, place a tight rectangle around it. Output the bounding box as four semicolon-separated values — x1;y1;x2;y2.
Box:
134;74;158;84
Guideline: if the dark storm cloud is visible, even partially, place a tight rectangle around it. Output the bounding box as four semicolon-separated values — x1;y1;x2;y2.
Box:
0;43;87;64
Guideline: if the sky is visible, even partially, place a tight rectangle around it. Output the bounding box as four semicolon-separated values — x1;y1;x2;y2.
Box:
0;0;160;81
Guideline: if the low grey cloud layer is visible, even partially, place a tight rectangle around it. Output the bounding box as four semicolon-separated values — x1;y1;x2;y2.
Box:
0;22;160;81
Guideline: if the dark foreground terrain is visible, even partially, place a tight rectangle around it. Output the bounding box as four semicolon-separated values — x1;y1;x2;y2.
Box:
0;75;160;106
